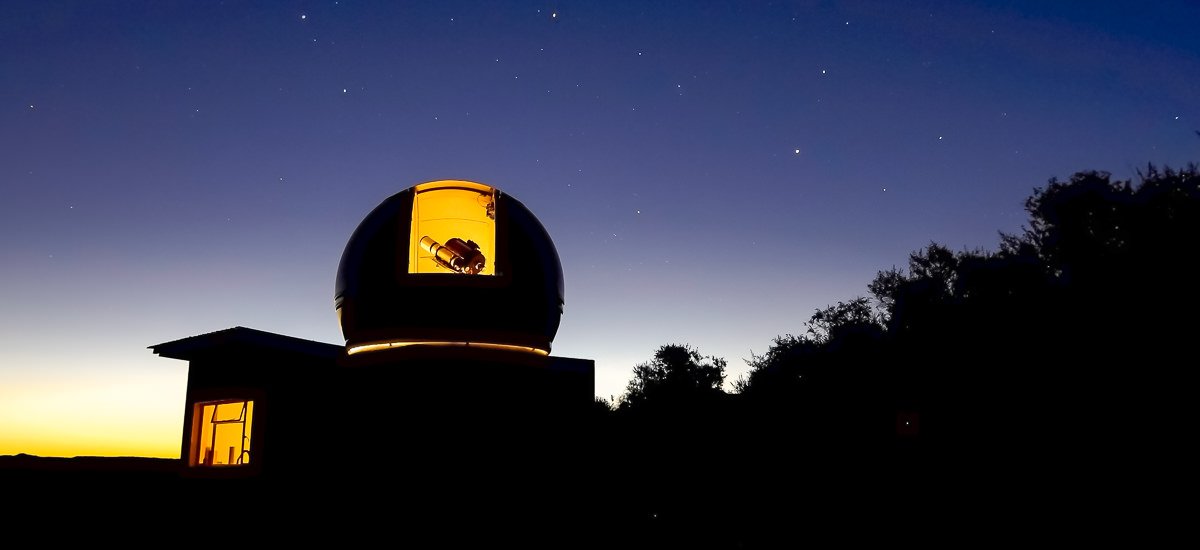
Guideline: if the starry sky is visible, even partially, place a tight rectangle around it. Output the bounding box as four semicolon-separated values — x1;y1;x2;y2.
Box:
2;1;1198;457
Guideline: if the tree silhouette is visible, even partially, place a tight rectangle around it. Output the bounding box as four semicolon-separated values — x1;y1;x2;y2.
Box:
618;344;726;413
603;164;1199;539
737;297;883;397
734;164;1199;460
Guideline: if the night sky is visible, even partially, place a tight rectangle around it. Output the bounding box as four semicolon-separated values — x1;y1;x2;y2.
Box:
2;1;1197;457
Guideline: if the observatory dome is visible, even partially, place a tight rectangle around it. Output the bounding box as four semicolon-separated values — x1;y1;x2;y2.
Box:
335;180;564;357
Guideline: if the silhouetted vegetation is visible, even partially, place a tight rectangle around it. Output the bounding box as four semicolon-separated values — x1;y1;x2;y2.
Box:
595;164;1199;540
617;344;727;413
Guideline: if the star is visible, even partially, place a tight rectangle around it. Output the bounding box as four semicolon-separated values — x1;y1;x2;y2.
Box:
342;88;348;93
300;14;307;20
794;149;800;154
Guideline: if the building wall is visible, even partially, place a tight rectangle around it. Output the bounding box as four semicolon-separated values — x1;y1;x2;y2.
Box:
181;346;593;488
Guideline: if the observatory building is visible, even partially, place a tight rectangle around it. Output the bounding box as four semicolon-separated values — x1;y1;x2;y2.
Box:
151;180;593;479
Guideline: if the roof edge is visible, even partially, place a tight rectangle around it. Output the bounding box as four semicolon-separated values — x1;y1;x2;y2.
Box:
150;326;343;362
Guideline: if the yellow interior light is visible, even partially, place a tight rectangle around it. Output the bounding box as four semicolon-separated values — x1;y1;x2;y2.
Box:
409;181;497;275
347;340;549;356
190;399;254;467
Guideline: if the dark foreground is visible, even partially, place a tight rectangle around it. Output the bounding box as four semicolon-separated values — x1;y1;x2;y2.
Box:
2;447;1179;547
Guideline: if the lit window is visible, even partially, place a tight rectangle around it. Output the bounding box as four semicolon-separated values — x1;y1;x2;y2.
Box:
409;181;497;275
190;400;254;467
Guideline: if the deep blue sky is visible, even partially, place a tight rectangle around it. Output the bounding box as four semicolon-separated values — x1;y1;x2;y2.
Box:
2;1;1197;455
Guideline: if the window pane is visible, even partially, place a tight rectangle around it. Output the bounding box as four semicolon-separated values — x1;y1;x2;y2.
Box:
190;400;253;467
212;402;244;422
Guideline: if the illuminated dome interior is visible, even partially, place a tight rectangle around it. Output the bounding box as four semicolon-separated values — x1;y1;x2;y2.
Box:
335;180;564;357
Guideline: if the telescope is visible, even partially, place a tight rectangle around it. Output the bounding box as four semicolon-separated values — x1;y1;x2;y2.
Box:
420;236;486;275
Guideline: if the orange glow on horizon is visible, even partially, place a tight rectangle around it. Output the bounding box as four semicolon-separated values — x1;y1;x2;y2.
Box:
0;374;185;459
347;340;549;356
